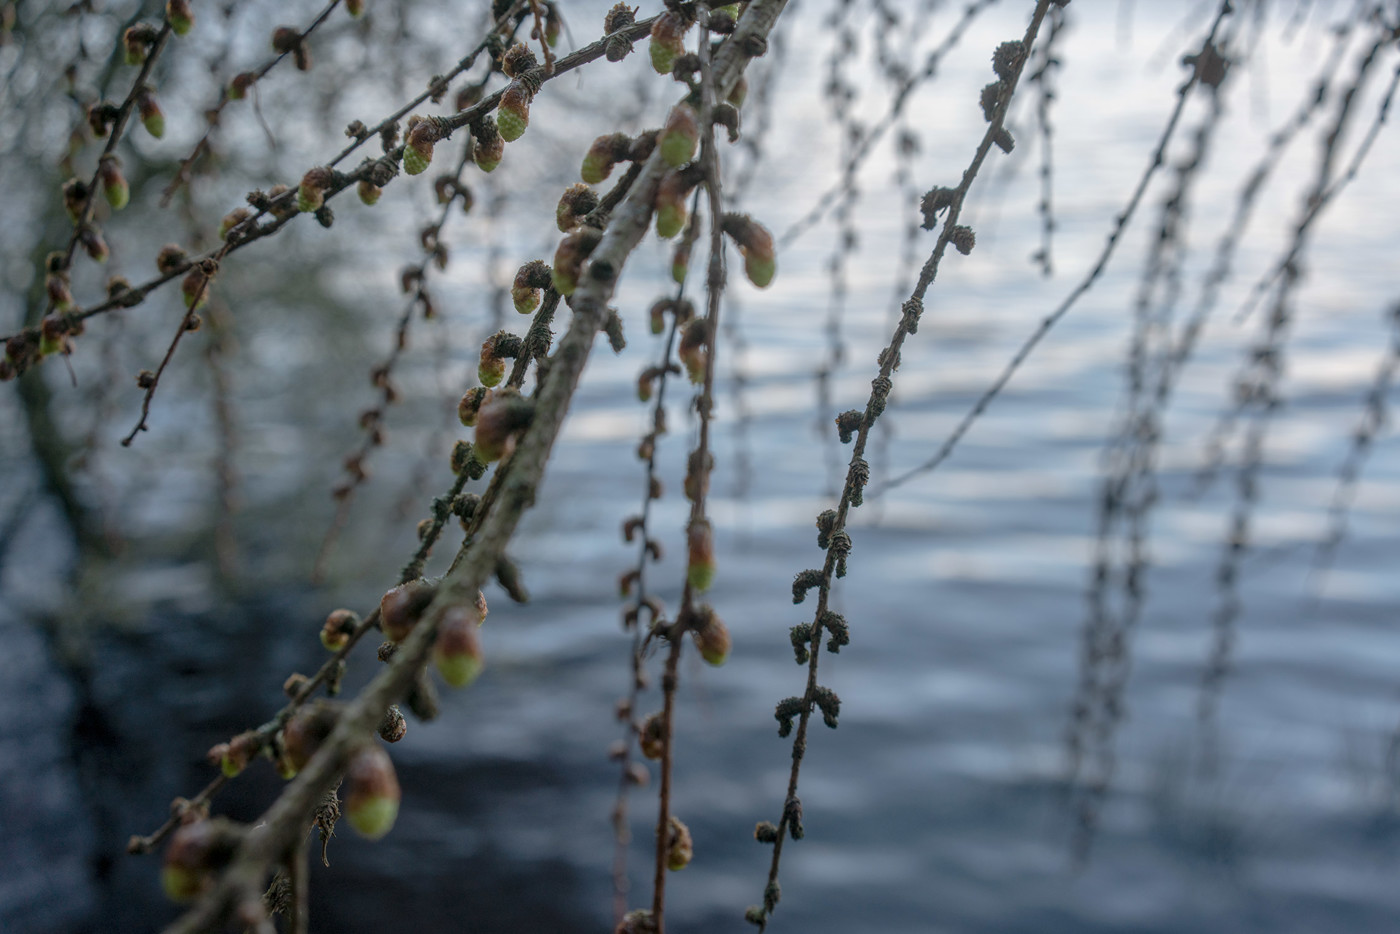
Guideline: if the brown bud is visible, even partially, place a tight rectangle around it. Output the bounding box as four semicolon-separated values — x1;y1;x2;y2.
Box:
378;578;438;642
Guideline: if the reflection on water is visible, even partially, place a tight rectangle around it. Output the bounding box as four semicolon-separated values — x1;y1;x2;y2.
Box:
3;2;1400;932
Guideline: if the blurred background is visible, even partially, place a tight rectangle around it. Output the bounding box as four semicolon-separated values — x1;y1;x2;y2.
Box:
3;0;1400;931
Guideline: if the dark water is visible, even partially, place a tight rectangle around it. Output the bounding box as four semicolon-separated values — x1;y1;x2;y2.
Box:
5;3;1400;932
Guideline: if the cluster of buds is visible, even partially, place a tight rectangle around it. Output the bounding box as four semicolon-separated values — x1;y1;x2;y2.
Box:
473;388;534;461
161;818;242;902
478;330;523;387
123;23;160;65
604;3;638;62
512;259;554;314
720;213;775;288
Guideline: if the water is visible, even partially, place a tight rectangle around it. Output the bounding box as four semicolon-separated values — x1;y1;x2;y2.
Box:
4;2;1400;931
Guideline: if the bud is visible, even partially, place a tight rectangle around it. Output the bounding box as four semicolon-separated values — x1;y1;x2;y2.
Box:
686;518;715;591
617;910;658;934
665;815;693;870
727;74;748;109
123;23;158;65
403;117;438;175
659;104;699;168
166;0;194;35
79;226;108;264
458;386;491;427
551;226;602;296
684;448;712;503
320;608;359;652
639;712;665;760
671;237;693;284
500;43;538;78
61;178;88;223
654;167;699;239
581;132;629;184
690;604;731;666
99;156;129;210
478;336;506;388
471;116;504;172
433;604;485;687
649;11;688;75
678;318;708;383
346;0;366;16
473;390;534;462
721;213;775;288
161;819;240;902
217;731;258;777
156;243;187;275
137;88;164;138
378;704;406;742
950;224;976;255
219;208;250;240
181;266;211;310
379;577;437;642
228;71;256;100
512;259;552;314
556;183;599;232
297;167;333;213
357;179;382;205
497;82;532;142
279;703;338;777
345;744;401;839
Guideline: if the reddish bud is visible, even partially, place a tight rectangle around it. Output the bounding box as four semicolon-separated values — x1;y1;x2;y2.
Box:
320;608;359;652
659;104;699;168
379;578;437;642
686;519;715;591
433;604;485;688
345;744;400;839
474;390;534;462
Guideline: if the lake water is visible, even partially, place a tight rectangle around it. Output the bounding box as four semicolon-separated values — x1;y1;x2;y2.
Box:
4;1;1400;931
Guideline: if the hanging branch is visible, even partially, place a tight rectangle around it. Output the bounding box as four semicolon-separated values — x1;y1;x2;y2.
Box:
748;3;1055;928
156;6;789;929
874;0;1236;495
